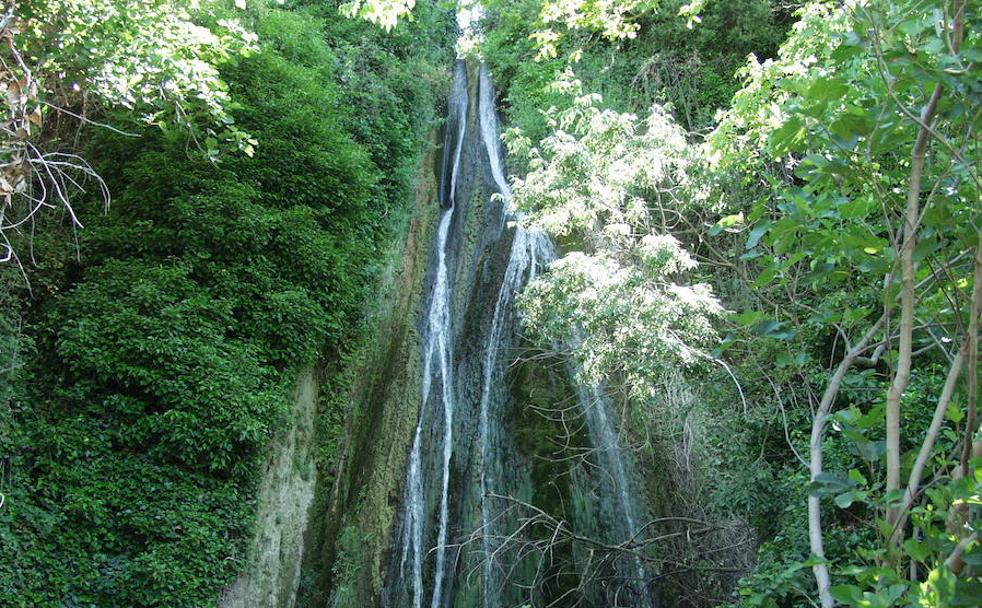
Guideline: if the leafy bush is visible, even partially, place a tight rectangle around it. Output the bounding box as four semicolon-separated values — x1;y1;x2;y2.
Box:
0;3;451;605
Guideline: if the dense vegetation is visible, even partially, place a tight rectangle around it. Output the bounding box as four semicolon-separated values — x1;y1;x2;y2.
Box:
0;0;978;607
0;1;452;605
469;1;980;606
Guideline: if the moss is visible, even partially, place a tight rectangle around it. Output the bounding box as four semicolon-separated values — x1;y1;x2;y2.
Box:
295;128;443;608
327;526;371;608
507;346;589;603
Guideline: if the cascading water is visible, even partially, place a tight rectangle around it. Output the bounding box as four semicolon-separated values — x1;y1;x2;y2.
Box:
573;381;657;608
474;64;556;607
396;61;468;608
428;204;455;608
384;60;656;608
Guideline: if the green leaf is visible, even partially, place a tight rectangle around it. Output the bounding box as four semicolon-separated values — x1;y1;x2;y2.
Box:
753;266;778;288
732;310;766;326
751;319;795;340
776;352;808;369
840;307;870;324
834;490;867;508
746;222;770;250
839;197;873;220
855;439;886;462
952;578;982;606
912;235;941;262
830;112;874;139
810;472;857;496
808;78;849;102
903;538;931;562
829;584;863;605
946;400;964;423
897;14;928;36
769;117;806;154
710;212;745;236
739;249;762;261
848;468;868;486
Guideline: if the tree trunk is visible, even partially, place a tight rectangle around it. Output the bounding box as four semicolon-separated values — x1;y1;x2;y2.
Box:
809;319;884;608
884;82;943;540
885;0;964;543
960;231;980;475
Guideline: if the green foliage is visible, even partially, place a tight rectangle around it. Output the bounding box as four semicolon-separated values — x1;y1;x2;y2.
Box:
340;0;417;30
480;0;792;144
327;526;370;608
2;0;975;606
523;0;663;59
0;2;451;605
708;1;981;605
485;0;979;606
18;0;259;155
52;261;286;475
709;0;979;309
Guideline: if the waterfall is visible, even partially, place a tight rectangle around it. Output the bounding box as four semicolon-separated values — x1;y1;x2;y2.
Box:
476;231;554;606
574;381;657;608
384;61;655;608
478;66;512;207
396;61;468;608
475;64;555;606
428;204;455;608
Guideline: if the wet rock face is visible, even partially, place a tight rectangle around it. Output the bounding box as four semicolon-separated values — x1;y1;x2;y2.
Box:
219;368;319;608
381;61;656;608
305;128;443;608
231;59;658;608
380;59;552;608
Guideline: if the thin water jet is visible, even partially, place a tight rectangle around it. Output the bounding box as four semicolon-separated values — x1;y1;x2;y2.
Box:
384;60;656;608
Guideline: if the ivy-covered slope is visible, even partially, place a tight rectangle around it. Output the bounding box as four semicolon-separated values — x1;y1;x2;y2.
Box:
0;3;453;606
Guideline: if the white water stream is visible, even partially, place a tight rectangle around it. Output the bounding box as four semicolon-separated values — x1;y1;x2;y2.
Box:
398;61;468;608
390;61;654;608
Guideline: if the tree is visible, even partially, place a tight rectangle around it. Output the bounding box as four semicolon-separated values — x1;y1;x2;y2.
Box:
511;85;722;397
1;0;256;270
711;0;979;603
340;0;418;30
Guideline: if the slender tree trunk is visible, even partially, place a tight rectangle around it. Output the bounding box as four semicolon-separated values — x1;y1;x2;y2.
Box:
946;533;978;575
884;83;943;537
893;346;966;540
809;318;884;608
960;234;980;475
885;0;964;543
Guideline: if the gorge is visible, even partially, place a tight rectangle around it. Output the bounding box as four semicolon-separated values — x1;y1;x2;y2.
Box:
2;3;977;608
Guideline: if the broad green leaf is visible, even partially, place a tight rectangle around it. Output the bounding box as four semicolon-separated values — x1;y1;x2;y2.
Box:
829;584;863;605
751;319;795;340
710;212;745;236
903;538;931;562
810;472;857;496
732;310;767;326
746;222;770;250
769;117;806;154
830;112;874;139
834;490;867;508
946;400;964;423
848;469;868;486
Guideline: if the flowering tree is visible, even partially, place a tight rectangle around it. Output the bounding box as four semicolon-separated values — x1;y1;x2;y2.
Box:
512;85;722;397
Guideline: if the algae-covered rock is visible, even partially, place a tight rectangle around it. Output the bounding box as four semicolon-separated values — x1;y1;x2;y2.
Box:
219;368;320;608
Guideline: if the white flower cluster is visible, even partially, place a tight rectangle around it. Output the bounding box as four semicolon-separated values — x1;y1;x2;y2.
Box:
512;90;722;399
